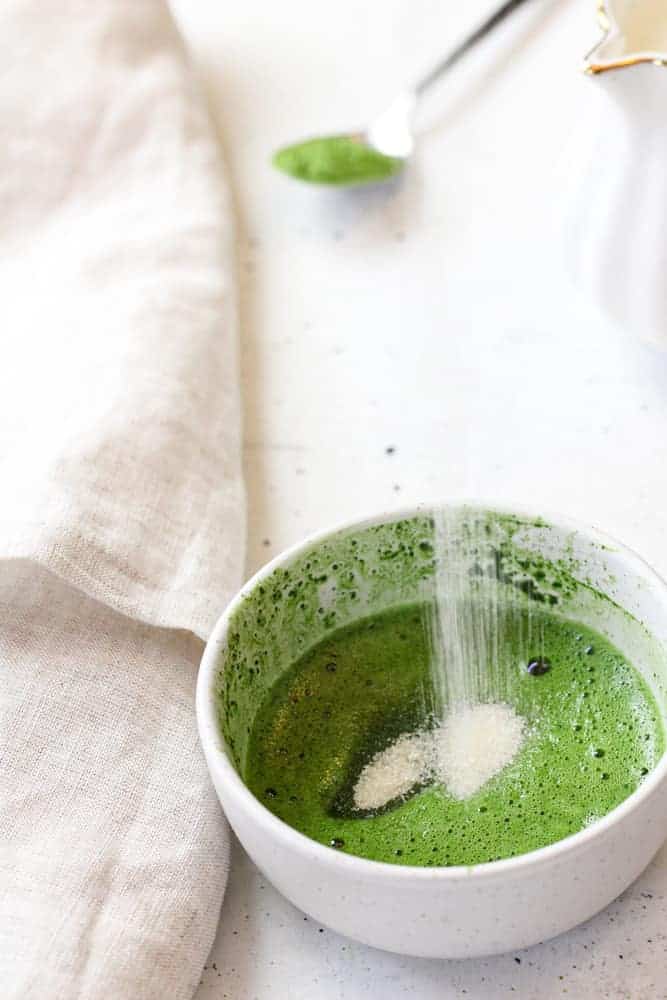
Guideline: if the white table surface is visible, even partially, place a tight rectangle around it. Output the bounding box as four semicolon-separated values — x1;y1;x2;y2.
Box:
170;1;667;995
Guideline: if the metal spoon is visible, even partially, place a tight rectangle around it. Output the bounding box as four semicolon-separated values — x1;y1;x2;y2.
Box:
273;0;535;187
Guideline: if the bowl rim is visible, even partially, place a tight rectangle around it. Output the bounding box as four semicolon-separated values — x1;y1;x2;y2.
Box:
196;500;667;883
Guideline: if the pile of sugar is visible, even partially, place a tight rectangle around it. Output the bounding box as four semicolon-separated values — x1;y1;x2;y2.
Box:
353;732;428;811
352;703;525;810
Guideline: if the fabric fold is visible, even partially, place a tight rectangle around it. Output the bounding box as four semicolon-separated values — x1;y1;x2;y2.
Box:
0;1;243;997
0;0;244;639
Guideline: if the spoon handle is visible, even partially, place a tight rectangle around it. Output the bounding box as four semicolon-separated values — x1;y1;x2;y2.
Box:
415;0;536;96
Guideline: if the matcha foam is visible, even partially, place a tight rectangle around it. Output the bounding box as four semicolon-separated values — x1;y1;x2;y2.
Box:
244;604;664;867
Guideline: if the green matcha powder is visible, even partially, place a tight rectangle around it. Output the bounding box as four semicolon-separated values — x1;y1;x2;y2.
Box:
272;135;403;186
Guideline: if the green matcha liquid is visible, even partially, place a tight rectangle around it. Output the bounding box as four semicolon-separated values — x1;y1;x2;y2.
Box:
245;604;664;866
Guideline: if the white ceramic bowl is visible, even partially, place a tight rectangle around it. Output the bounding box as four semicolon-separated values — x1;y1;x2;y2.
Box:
196;504;667;958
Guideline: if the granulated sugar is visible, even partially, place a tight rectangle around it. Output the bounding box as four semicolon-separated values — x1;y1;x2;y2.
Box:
432;703;525;800
353;732;429;811
352;703;525;810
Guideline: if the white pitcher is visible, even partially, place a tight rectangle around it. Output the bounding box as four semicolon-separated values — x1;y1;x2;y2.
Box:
562;0;667;346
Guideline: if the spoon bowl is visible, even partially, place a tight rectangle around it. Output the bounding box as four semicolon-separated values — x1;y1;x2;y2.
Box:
272;133;406;187
272;0;534;187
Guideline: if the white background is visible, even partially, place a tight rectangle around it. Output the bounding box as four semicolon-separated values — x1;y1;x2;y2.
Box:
172;1;667;996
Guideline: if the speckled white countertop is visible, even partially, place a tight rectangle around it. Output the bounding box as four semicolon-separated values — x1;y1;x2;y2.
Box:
170;0;667;995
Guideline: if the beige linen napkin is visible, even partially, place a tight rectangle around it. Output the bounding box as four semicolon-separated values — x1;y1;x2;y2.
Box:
0;1;244;997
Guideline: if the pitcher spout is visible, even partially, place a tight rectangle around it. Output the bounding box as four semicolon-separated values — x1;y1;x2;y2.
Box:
585;0;667;73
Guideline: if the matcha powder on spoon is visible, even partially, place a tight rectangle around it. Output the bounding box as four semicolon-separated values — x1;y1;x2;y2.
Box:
272;135;403;186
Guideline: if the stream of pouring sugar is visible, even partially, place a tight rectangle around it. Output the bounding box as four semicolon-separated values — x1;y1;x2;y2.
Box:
422;508;531;797
428;507;511;714
353;508;537;810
